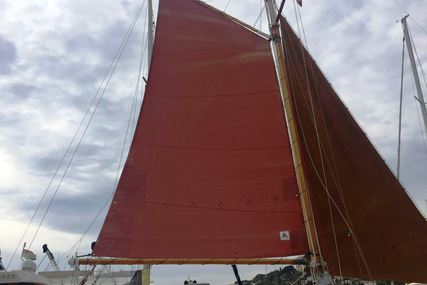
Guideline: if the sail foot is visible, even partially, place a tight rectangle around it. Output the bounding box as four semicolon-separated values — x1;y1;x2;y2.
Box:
71;257;307;266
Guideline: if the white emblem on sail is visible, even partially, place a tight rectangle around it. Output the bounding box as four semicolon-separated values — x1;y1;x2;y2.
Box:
279;231;290;241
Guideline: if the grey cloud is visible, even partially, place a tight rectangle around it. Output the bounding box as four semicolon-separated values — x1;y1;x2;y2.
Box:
8;83;39;100
41;191;110;235
17;188;111;236
0;35;16;74
33;54;101;86
64;18;144;63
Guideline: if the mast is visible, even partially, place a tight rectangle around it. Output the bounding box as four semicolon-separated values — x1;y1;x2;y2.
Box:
397;35;405;180
401;15;427;133
264;0;321;268
147;0;154;68
144;1;154;283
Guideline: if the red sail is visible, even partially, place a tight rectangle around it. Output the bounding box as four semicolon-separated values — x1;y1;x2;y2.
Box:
94;0;308;259
281;17;427;283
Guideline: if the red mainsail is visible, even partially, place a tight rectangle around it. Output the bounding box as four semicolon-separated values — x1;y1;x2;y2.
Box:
94;0;308;259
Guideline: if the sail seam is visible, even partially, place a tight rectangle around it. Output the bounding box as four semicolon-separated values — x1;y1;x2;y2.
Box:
133;141;289;151
148;90;278;98
140;200;301;214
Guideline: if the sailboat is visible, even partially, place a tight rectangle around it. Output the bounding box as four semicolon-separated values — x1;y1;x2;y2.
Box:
68;0;427;283
2;0;427;284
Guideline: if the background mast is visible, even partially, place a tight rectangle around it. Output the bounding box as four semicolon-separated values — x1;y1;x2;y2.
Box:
401;15;427;133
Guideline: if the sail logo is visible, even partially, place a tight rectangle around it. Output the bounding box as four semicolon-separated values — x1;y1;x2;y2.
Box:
279;231;290;241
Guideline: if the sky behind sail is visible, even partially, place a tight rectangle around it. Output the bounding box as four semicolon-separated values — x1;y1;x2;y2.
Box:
0;0;426;284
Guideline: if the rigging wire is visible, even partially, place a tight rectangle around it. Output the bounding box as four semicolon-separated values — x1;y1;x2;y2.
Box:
284;48;373;278
271;1;319;278
54;0;149;264
292;3;359;277
292;3;353;230
35;254;47;272
284;0;373;278
291;0;327;274
6;3;146;269
98;2;152;257
253;4;266;29
131;7;149;136
25;0;146;252
223;0;232;12
409;16;427;37
260;0;263;30
55;2;150;269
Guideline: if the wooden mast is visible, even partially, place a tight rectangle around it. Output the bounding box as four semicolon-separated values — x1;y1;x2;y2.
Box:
147;0;154;68
264;0;321;269
143;1;154;284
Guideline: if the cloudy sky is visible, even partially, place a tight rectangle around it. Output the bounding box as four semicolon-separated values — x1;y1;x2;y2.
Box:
0;0;426;284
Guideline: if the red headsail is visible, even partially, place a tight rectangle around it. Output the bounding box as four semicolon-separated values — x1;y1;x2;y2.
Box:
94;0;308;259
280;16;427;283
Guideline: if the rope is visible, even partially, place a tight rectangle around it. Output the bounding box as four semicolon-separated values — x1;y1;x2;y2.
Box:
35;254;47;271
260;0;263;30
292;0;326;272
253;4;266;28
292;1;372;278
131;6;149;136
223;0;232;12
409;16;427;37
7;2;147;269
51;0;149;263
272;2;319;278
77;0;149;259
26;0;146;251
74;193;114;255
281;12;373;279
284;47;372;278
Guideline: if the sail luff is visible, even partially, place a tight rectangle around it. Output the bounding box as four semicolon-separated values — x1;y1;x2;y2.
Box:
264;0;321;267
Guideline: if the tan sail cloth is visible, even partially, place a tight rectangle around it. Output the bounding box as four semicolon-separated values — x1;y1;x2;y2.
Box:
280;16;427;283
93;0;308;260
